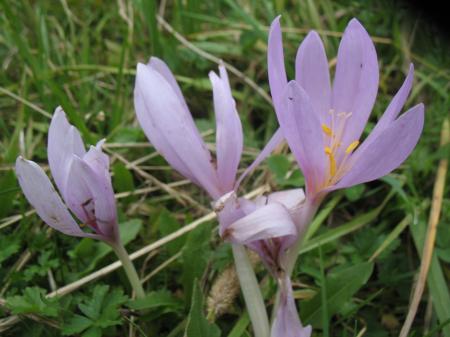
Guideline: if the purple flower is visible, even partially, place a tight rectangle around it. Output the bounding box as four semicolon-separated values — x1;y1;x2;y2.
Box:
271;277;312;337
15;107;119;244
218;190;312;337
134;57;243;200
133;56;306;253
268;17;424;201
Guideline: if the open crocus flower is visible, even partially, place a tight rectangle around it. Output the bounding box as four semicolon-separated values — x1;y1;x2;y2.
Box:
134;57;304;252
134;57;243;201
268;17;424;201
16;107;119;244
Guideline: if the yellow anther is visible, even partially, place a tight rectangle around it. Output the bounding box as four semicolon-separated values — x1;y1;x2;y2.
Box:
324;147;336;177
345;140;360;154
321;124;332;136
80;223;86;227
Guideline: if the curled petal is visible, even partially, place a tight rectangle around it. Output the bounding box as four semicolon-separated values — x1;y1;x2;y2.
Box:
236;128;284;188
134;62;221;198
134;80;195;183
83;142;110;174
279;81;326;195
335;103;424;189
48;107;85;196
210;65;243;192
295;30;331;122
332;18;379;149
268;16;288;113
63;157;93;224
358;64;415;154
71;156;118;242
254;188;305;211
272;277;312;337
15;157;94;238
215;192;246;235
224;203;297;244
148;57;190;113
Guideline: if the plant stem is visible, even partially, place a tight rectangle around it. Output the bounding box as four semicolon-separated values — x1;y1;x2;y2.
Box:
232;244;270;337
271;199;319;321
111;242;146;299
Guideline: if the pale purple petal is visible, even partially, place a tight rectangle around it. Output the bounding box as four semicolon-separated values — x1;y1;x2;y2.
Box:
63;157;94;224
71;156;118;242
279;81;326;194
254;188;305;211
48;107;85;196
268;16;288;113
332;18;379;148
15;157;96;238
295;31;331;122
83;142;110;173
357;64;415;154
272;277;312;337
216;192;246;235
224;203;297;244
235;128;284;188
210;65;243;193
134;83;197;184
334;103;424;189
145;60;209;157
134;63;221;198
148;57;190;113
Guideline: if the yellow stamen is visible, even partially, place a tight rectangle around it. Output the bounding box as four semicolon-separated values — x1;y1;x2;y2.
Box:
80;223;86;227
324;146;336;177
345;140;360;154
321;124;332;136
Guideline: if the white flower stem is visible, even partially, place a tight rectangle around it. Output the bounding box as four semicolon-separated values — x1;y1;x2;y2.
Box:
232;243;270;337
271;199;319;321
111;242;146;299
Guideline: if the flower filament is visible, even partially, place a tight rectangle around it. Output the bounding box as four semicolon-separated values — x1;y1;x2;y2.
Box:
321;109;360;186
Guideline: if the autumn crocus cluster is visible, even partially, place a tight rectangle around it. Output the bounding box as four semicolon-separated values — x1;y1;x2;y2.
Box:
16;108;145;299
15;15;424;337
133;17;424;337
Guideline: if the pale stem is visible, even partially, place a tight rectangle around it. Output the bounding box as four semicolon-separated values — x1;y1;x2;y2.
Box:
285;199;319;276
232;243;270;337
271;199;319;321
111;242;146;299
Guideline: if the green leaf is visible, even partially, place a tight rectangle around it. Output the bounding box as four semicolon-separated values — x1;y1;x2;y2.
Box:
79;285;109;320
0;171;17;218
7;287;59;317
0;234;20;265
181;223;212;304
156;208;185;255
127;290;183;313
62;315;93;335
301;262;374;327
112;162;135;201
344;184;365;201
82;327;102;337
62;285;128;336
185;283;221;337
267;154;304;187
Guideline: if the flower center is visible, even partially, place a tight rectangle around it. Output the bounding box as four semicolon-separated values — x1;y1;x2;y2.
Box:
321;109;360;186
